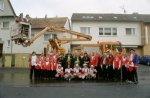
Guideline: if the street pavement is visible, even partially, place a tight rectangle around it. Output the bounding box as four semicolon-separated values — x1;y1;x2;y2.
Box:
0;64;150;98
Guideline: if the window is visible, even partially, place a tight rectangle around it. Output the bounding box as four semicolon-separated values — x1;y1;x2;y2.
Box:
2;21;9;29
99;28;103;35
80;27;90;34
104;28;111;35
112;28;117;35
82;16;94;19
99;27;117;36
7;40;10;47
126;28;135;36
0;0;4;11
44;34;54;41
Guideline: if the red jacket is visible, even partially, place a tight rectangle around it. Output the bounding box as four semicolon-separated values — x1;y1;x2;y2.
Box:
121;56;128;66
35;58;41;70
90;55;98;67
113;57;121;69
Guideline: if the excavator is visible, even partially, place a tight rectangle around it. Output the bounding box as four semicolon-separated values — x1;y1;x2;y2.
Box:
80;41;122;55
11;14;92;54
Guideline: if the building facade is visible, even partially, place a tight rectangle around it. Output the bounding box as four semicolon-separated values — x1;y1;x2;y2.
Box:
0;0;16;67
0;0;71;67
71;13;150;55
1;0;150;68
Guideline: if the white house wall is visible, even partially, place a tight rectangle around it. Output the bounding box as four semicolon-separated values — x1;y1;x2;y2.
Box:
72;21;142;46
0;17;15;54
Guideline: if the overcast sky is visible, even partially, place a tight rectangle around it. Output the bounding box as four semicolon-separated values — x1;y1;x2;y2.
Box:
10;0;150;18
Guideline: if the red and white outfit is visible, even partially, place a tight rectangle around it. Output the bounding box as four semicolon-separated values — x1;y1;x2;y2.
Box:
30;55;37;67
73;64;82;78
49;54;58;71
128;53;135;72
90;55;98;67
41;56;46;70
64;68;73;80
121;55;128;67
88;66;97;78
55;64;64;78
81;65;89;79
35;57;41;70
113;57;121;70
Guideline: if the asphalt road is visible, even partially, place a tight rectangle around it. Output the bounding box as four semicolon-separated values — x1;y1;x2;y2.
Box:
0;64;150;98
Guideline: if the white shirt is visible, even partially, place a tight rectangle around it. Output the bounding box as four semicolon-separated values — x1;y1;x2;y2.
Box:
73;67;80;73
31;55;37;66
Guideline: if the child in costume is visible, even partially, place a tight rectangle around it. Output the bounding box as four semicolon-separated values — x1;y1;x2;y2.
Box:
88;65;97;79
81;63;89;79
73;62;82;79
55;64;64;79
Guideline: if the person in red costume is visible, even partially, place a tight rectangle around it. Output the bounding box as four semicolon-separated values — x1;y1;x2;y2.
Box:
49;52;59;79
121;52;128;81
29;51;37;80
89;52;98;68
55;63;64;79
127;49;139;83
113;53;121;81
40;53;46;79
102;51;109;80
35;56;41;80
108;53;114;81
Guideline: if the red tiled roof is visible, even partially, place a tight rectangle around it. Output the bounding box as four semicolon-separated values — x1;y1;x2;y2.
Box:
31;17;68;29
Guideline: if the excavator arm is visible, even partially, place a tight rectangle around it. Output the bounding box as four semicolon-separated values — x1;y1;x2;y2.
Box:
12;26;92;53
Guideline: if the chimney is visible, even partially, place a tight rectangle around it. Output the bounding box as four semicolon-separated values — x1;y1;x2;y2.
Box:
45;14;47;19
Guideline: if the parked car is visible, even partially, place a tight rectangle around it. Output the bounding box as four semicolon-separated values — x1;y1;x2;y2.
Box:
139;55;150;66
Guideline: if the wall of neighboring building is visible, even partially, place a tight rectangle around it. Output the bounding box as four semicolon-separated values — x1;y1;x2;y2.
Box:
72;21;142;46
0;0;15;16
142;24;150;55
0;17;16;54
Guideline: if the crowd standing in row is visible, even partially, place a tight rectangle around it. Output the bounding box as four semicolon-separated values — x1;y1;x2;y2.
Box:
29;49;138;83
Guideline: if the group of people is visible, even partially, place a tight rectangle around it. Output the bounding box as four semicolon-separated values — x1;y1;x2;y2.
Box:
29;48;138;83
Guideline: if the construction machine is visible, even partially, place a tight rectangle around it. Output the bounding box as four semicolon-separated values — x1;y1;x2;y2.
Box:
80;41;122;55
11;14;92;54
